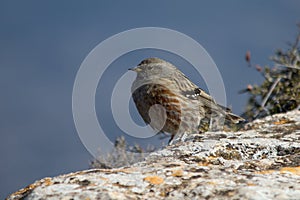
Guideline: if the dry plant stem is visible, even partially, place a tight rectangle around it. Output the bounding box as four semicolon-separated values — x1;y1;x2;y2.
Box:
254;76;282;118
261;76;282;109
274;64;300;70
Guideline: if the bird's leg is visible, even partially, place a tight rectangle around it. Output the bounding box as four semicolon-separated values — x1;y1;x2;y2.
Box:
180;132;188;142
168;132;188;145
168;134;175;145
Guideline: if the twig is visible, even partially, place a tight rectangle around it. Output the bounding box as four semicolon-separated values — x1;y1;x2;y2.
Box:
274;63;300;70
253;76;281;119
261;76;282;108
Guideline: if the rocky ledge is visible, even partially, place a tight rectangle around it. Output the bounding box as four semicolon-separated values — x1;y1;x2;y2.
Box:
7;110;300;200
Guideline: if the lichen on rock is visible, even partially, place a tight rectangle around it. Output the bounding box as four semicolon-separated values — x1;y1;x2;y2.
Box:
7;110;300;200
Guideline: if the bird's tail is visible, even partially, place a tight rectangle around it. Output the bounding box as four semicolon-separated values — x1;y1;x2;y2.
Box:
217;104;245;123
225;112;245;123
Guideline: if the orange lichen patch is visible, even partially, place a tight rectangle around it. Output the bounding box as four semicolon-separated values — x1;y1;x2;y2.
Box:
12;185;35;197
10;177;53;198
160;191;167;197
280;166;300;175
99;176;109;181
227;191;236;196
256;166;300;175
43;178;53;186
207;181;217;185
247;182;257;186
172;169;183;177
144;176;164;185
197;156;217;166
198;161;210;166
207;156;218;159
255;170;276;175
273;119;291;125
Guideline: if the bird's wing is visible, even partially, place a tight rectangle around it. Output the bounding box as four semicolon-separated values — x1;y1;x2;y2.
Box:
182;87;229;115
182;87;217;105
182;87;244;123
173;71;244;123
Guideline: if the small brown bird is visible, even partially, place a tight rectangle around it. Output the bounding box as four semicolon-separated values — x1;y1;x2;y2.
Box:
130;58;244;142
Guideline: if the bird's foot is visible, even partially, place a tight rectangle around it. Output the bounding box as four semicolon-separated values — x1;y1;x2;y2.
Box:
168;132;188;145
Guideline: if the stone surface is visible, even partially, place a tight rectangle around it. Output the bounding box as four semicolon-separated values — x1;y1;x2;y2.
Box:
7;110;300;200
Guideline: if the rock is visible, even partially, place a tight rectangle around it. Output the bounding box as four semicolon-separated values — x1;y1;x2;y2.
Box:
7;110;300;200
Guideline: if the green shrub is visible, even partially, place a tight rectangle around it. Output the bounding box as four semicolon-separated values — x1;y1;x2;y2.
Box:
241;27;300;120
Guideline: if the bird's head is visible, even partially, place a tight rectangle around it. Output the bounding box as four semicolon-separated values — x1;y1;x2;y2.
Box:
129;57;176;80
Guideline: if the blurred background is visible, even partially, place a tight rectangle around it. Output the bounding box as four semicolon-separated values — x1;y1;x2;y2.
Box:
1;1;300;198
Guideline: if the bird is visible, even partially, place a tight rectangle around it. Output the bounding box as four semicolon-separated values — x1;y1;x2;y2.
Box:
129;57;244;143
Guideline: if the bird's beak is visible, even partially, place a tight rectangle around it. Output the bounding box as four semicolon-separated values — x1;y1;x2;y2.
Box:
128;66;141;72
